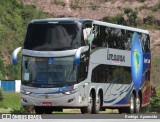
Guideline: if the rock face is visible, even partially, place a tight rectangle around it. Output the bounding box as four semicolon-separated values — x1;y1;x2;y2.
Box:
150;30;160;55
22;0;160;56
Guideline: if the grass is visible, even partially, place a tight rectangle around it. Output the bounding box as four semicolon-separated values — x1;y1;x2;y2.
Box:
0;92;21;113
151;56;160;86
149;87;160;113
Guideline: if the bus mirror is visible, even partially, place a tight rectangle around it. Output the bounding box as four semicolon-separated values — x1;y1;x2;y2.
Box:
12;47;22;65
87;34;94;45
74;48;81;65
74;46;89;65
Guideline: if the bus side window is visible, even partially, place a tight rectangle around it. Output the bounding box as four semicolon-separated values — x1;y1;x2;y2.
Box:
91;38;98;49
82;22;92;46
145;34;150;53
139;33;150;53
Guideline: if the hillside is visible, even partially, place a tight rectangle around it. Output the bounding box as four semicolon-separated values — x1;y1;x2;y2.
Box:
0;0;160;86
0;0;50;79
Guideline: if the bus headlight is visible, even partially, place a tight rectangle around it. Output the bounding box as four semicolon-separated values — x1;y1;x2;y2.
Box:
21;90;32;95
64;87;79;95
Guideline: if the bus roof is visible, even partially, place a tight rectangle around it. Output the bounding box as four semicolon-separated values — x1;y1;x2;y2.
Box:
30;18;92;24
30;18;149;34
93;20;149;34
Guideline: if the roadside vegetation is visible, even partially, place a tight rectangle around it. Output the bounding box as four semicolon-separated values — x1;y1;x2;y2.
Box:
149;87;160;113
103;8;160;30
0;0;50;80
0;92;21;113
141;87;160;113
0;92;31;113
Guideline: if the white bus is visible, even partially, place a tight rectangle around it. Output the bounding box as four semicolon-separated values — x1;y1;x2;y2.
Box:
12;18;151;114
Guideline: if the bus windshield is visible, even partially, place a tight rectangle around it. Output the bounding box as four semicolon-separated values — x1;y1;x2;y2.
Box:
24;23;81;51
22;56;77;87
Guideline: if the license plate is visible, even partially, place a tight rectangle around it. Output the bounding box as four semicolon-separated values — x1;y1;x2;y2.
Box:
42;102;52;106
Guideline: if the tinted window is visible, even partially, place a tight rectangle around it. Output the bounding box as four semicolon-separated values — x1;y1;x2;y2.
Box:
139;33;150;53
81;22;92;46
78;51;89;82
91;64;131;84
92;24;150;52
24;23;81;51
22;56;78;88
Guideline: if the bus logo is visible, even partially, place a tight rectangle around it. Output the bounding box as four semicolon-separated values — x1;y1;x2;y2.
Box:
107;49;125;62
131;32;143;93
134;50;140;73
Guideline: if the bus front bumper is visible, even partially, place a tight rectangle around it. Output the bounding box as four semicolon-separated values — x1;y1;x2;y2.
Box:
20;92;83;107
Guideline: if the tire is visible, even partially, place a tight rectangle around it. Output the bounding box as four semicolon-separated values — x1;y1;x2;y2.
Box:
127;93;136;114
119;94;135;114
95;93;102;114
34;106;52;114
80;92;95;114
135;95;141;113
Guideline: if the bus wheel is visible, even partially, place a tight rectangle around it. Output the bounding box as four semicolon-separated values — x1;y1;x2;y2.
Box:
80;92;94;114
95;93;101;114
135;95;141;113
127;93;135;114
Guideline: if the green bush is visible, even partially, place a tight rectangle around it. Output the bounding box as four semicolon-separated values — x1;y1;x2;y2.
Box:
11;106;32;114
124;8;133;15
149;87;160;113
0;92;34;113
143;15;156;25
70;0;81;9
107;14;125;25
51;0;66;6
0;87;3;102
123;8;138;27
0;60;5;79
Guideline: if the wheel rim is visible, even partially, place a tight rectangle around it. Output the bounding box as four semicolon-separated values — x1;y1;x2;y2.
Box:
88;93;93;113
135;96;140;113
130;94;135;113
96;94;100;111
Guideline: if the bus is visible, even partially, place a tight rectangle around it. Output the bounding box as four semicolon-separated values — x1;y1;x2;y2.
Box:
12;18;151;114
